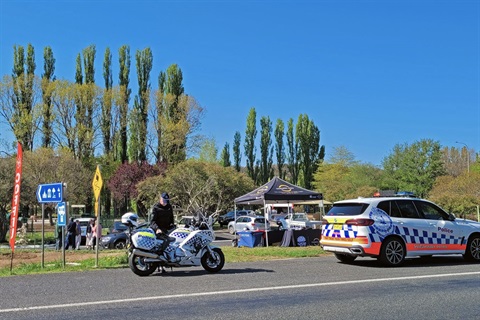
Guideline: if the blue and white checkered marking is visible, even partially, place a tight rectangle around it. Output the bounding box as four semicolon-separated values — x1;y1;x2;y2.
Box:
322;224;357;238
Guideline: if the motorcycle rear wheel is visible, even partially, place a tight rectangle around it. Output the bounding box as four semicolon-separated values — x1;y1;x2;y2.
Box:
128;254;158;276
201;248;225;273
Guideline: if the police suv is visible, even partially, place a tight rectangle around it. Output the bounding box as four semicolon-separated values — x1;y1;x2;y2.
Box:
320;195;480;266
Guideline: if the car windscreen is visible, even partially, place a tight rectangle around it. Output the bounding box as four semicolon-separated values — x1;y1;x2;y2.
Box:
326;203;369;216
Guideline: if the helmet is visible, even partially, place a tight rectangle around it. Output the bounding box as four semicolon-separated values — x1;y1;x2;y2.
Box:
121;212;139;227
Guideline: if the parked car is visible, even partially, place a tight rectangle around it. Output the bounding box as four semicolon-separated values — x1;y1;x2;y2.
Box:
228;216;271;234
99;231;128;249
108;221;128;234
277;213;322;230
218;210;255;227
321;195;480;266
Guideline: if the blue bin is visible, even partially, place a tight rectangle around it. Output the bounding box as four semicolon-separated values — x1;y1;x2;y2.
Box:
237;231;264;248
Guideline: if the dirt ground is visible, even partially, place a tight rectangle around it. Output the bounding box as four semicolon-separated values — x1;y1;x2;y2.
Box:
0;249;122;269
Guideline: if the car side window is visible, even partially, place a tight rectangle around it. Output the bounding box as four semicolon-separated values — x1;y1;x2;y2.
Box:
377;200;402;218
395;200;420;219
414;201;449;220
376;201;390;215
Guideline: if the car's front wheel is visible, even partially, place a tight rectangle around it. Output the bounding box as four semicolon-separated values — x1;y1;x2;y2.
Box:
378;237;405;267
228;225;235;234
463;234;480;262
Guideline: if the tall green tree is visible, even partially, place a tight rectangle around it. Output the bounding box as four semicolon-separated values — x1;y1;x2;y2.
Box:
382;139;445;197
259;115;273;184
118;45;131;163
102;47;113;154
155;64;188;165
74;45;97;161
244;108;257;182
41;46;55;148
233;131;241;172
274;119;285;179
12;44;37;150
286;118;299;184
133;47;153;162
220;142;231;167
296;114;323;189
102;47;114;217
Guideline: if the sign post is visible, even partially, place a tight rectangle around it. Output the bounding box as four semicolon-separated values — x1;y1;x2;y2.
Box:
92;166;103;267
37;183;63;268
57;202;66;268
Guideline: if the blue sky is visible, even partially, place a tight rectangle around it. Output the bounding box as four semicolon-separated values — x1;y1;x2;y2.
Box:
0;0;478;166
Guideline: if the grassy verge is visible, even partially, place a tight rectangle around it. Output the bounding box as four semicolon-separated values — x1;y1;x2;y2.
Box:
0;246;326;277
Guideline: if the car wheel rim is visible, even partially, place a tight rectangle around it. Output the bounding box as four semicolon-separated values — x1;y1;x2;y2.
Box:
386;240;404;265
470;238;480;260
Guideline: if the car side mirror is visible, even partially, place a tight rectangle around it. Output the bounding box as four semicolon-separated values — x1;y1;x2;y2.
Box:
448;213;456;221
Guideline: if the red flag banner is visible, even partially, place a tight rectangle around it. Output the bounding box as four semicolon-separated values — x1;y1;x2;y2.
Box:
9;142;23;252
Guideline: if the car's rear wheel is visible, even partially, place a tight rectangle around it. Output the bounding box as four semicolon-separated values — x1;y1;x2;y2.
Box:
463;234;480;262
378;237;405;267
334;253;357;263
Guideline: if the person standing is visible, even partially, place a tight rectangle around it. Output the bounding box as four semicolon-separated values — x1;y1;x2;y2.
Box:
75;219;82;250
65;217;76;250
55;224;63;251
150;192;174;235
86;218;93;250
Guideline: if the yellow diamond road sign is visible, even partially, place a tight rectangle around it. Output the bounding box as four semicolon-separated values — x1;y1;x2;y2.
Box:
92;166;103;200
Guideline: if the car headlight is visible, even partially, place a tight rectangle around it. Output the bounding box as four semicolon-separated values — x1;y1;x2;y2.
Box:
101;236;111;242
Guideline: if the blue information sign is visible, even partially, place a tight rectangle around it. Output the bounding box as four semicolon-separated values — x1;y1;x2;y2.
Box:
57;202;66;226
37;183;63;203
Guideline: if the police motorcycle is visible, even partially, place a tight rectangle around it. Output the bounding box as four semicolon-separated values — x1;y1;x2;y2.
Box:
121;212;225;276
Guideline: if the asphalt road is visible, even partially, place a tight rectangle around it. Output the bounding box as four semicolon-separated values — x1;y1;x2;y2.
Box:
1;254;479;320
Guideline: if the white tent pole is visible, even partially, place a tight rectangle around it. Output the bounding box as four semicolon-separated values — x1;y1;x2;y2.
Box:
264;199;269;247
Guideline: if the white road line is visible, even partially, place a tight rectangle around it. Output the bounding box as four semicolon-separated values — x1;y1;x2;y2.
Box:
2;271;480;313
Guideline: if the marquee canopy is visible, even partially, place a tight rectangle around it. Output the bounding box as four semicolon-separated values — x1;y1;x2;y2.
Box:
234;176;323;205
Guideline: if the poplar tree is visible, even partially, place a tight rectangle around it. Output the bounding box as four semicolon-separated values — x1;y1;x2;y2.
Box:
274;119;285;179
233;131;241;172
259;116;273;184
296;114;324;189
244;108;257;182
102;47;113;154
286;118;299;184
12;44;37;150
220;142;231;167
41;46;55;148
133;47;152;162
118;45;131;163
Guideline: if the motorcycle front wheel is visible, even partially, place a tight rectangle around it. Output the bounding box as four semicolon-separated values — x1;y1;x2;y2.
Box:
128;254;158;276
201;247;225;273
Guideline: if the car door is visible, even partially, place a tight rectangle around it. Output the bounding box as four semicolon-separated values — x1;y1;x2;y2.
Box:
413;200;467;254
391;199;433;256
235;217;248;232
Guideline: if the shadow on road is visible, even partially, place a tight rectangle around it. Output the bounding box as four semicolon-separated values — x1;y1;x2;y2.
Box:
150;267;274;277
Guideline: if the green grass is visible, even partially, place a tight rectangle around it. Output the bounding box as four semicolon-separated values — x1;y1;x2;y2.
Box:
0;246;326;277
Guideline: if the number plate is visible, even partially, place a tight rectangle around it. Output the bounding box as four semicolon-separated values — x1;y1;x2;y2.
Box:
333;224;343;230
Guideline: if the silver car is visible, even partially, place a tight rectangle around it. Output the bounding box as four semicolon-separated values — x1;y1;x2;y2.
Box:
228;216;270;234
